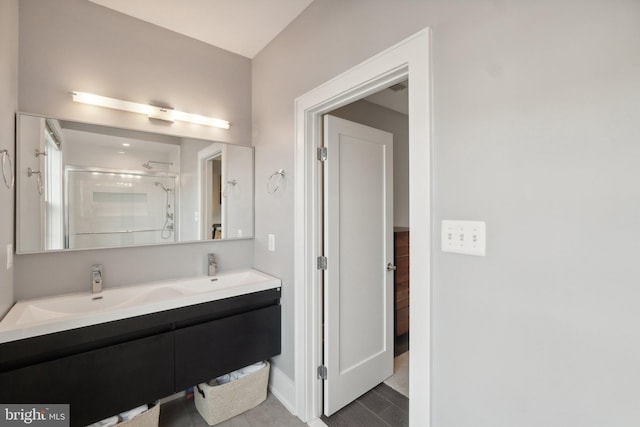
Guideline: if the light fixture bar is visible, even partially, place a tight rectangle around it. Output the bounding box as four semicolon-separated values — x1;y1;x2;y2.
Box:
70;91;231;129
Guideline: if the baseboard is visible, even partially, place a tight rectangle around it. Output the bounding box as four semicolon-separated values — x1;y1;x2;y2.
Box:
307;419;329;427
268;364;297;415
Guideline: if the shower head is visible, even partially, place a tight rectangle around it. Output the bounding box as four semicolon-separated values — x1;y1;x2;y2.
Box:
142;160;173;170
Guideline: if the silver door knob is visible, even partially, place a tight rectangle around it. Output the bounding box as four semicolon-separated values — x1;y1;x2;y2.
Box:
387;263;397;271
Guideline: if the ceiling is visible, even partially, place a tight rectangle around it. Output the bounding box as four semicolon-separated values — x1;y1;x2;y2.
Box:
88;0;315;58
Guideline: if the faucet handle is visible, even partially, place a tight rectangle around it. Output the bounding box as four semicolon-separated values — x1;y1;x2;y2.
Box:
91;264;103;293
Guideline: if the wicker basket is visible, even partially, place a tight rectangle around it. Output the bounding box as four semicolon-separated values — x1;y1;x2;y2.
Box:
194;362;270;426
94;404;159;427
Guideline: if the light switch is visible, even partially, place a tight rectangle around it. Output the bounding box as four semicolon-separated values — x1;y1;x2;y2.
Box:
441;220;486;256
268;234;275;252
6;243;12;270
237;229;243;238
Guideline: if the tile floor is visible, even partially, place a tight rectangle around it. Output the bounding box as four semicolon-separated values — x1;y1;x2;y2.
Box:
322;337;410;427
320;383;408;427
160;381;409;427
384;351;409;398
159;393;305;427
160;336;410;427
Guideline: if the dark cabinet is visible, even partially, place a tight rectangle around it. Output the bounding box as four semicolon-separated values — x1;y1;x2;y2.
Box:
0;333;174;427
175;304;281;390
0;289;281;427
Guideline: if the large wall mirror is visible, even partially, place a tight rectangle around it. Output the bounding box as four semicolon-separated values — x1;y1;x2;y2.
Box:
16;113;254;254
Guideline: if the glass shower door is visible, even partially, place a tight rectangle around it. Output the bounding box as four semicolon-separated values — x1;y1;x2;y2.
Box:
66;170;177;249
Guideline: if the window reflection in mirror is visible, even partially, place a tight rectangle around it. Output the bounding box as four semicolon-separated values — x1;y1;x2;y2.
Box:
16;114;254;254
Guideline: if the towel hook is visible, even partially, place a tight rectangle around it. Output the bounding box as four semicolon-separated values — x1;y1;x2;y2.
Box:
222;179;237;197
0;149;14;189
267;169;285;194
28;167;44;195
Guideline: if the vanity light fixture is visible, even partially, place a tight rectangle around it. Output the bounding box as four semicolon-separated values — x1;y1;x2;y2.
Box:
70;91;231;130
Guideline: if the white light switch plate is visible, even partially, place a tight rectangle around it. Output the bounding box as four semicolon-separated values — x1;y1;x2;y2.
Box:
6;243;12;270
441;220;486;256
268;234;275;252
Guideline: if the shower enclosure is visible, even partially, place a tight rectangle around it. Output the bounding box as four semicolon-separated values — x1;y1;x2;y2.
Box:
66;168;178;249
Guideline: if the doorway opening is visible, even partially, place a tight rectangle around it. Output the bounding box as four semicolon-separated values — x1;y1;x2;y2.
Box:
293;29;432;426
320;80;410;426
329;79;411;359
205;154;223;240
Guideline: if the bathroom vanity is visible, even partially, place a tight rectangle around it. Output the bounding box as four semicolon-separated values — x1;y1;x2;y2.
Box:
0;270;281;427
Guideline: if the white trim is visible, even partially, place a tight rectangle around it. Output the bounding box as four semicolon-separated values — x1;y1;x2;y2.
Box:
294;29;432;425
268;364;297;415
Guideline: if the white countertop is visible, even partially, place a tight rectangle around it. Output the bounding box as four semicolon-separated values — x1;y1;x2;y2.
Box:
0;269;281;344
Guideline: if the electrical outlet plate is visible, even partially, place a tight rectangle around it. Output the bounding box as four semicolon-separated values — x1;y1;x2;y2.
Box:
441;220;486;256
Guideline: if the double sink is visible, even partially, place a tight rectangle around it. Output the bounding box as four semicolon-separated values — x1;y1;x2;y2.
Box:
0;268;281;343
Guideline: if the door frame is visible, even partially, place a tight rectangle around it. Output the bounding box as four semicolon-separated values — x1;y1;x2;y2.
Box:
197;143;225;240
293;28;432;425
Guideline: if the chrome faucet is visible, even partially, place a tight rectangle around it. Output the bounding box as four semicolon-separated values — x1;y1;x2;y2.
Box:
92;264;103;293
208;254;217;276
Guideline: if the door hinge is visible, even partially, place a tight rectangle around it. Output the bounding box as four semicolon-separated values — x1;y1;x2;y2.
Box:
318;365;328;380
317;256;327;270
317;147;328;161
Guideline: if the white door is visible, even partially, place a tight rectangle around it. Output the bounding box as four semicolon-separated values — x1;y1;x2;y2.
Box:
323;115;394;416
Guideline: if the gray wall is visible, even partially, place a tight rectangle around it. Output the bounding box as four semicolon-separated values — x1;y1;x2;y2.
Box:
19;0;251;144
252;0;640;425
14;239;253;300
331;100;409;227
15;0;254;299
0;0;18;316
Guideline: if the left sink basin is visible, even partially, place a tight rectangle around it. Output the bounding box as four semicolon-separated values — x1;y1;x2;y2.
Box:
14;286;187;326
16;293;131;325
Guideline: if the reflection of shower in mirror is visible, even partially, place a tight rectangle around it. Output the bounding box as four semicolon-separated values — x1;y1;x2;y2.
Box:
16;113;255;253
142;160;173;169
64;170;178;249
155;181;175;240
